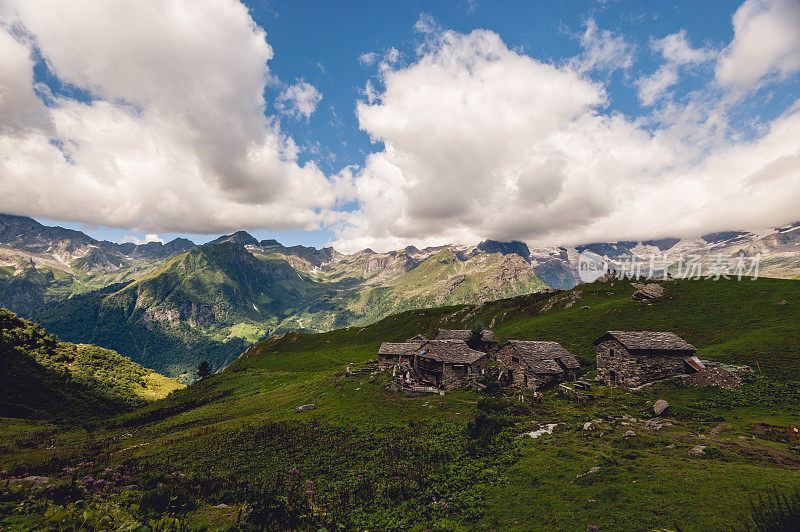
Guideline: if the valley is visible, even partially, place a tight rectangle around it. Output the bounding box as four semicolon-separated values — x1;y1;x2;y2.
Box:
2;277;800;530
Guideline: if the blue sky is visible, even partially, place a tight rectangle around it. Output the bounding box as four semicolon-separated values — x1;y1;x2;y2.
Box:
3;0;800;250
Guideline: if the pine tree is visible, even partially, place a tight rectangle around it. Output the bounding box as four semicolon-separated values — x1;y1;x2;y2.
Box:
197;360;212;380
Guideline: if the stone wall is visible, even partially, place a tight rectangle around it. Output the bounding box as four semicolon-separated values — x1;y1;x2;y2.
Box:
596;338;686;388
378;353;414;370
440;356;488;389
496;345;560;389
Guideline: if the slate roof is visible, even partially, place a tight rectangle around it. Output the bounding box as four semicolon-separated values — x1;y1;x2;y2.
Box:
378;341;423;356
416;340;487;365
594;331;697;353
406;334;428;343
435;329;499;343
506;340;581;373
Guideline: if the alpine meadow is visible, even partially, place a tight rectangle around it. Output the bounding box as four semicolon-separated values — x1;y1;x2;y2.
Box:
2;1;800;531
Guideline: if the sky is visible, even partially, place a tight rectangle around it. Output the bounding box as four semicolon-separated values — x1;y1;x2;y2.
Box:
1;0;799;251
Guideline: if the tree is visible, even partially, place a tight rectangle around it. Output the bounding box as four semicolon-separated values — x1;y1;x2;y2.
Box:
467;321;484;350
196;360;211;380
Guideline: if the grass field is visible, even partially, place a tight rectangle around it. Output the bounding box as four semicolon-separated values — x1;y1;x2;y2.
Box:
2;277;800;530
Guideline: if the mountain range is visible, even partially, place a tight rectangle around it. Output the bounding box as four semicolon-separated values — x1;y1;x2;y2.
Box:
1;213;799;380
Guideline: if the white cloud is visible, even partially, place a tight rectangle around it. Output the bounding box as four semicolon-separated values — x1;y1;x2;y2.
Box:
275;81;322;119
335;25;800;253
654;30;714;66
636;30;714;106
569;18;635;74
121;233;164;245
716;0;800;91
0;0;334;234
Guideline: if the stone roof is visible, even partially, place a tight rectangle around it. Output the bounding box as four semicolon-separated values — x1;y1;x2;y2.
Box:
506;340;580;373
378;341;423;356
594;331;697;353
417;340;487;365
406;334;428;343
435;328;498;343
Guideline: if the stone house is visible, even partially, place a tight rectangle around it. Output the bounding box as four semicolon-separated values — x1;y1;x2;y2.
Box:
496;340;581;389
435;328;499;352
378;340;425;369
413;340;489;389
594;331;698;389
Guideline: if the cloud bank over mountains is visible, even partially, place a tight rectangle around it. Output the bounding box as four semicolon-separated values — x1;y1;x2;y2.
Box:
1;0;799;253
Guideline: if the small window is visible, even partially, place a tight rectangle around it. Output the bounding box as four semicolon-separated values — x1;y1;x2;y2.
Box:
512;356;519;363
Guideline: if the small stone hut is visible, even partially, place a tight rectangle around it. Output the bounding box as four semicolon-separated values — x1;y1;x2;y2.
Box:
594;331;698;388
496;340;581;389
413;340;489;389
435;328;499;352
378;340;425;369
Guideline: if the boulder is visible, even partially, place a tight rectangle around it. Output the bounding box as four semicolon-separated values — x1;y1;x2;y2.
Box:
653;399;669;416
632;283;664;301
688;445;706;457
624;430;637;438
778;300;789;306
295;404;316;413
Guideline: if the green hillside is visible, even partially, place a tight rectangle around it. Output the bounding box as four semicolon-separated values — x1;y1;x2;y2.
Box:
2;278;800;530
0;308;182;420
35;242;545;379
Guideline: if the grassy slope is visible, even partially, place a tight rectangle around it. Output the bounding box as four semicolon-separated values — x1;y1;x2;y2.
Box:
34;245;546;379
3;278;800;530
0;308;183;420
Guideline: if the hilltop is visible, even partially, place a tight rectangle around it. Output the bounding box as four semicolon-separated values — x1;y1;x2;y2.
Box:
2;278;799;530
0;308;182;420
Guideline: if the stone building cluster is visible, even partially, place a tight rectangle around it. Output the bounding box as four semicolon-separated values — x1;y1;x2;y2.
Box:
378;326;700;393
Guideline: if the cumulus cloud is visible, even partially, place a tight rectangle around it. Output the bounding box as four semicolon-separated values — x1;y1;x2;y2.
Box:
716;0;800;91
0;0;334;234
636;30;715;106
335;21;800;253
275;81;322;119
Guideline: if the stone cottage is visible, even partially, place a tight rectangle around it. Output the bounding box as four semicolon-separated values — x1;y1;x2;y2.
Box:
435;328;499;352
413;340;489;389
496;340;581;389
378;340;425;369
594;331;698;389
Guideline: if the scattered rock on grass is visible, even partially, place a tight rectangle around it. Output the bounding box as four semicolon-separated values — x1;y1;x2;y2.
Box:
689;445;707;457
624;430;637;438
653;399;669;416
295;404;316;413
576;466;601;478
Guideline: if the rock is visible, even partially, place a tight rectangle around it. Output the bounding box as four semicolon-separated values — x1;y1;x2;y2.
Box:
624;430;637;438
644;419;663;431
581;305;590;310
653;399;669;416
7;476;49;488
688;445;706;457
778;300;788;305
685;367;742;390
576;466;601;478
583;421;594;431
213;503;230;508
632;283;664;301
295;404;316;413
666;443;676;449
